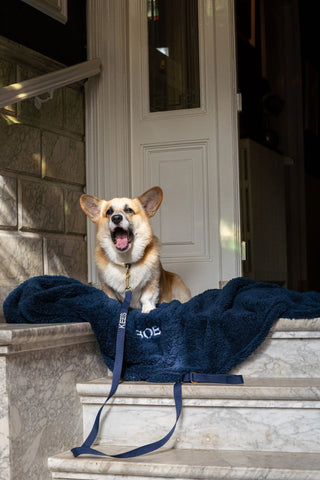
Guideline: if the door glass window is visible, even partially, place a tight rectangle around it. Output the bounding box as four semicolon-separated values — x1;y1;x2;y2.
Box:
147;0;200;112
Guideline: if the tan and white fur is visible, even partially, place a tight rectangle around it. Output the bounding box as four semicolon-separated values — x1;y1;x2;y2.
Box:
80;186;191;313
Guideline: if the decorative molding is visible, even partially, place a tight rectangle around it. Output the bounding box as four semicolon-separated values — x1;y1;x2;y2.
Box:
21;0;68;24
142;140;210;262
85;0;131;285
0;58;101;109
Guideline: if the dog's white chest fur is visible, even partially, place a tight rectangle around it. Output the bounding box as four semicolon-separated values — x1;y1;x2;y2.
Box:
101;262;158;310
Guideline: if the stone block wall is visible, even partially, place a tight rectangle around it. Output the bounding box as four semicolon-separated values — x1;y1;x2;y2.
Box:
0;37;87;320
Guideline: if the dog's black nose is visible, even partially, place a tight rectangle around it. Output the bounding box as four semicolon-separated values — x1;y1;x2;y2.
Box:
112;214;123;225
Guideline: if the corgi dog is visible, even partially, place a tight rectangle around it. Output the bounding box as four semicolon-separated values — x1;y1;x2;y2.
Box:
80;186;191;313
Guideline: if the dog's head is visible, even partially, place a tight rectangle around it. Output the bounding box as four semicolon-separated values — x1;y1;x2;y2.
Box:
80;186;163;262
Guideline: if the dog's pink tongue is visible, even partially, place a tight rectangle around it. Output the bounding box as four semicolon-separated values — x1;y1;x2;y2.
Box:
116;231;128;250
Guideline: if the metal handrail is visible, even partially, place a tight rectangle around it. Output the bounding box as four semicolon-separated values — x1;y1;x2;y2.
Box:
0;58;101;109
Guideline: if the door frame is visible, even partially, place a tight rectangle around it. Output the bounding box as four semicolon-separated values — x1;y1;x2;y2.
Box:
85;0;241;287
213;0;242;283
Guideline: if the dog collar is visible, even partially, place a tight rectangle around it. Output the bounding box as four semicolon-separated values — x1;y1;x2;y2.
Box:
115;262;132;291
115;262;131;269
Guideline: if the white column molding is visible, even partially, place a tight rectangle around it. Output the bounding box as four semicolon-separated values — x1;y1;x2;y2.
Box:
85;0;131;285
214;0;242;281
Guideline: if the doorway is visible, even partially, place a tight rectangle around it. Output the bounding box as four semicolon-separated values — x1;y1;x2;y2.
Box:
235;0;320;292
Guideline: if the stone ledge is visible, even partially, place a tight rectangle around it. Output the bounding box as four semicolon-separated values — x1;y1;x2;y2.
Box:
272;316;320;333
0;322;94;354
77;376;320;406
48;448;320;479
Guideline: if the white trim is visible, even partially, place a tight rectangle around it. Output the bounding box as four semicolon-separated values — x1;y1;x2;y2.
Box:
214;0;242;280
21;0;68;24
0;58;101;108
85;0;131;285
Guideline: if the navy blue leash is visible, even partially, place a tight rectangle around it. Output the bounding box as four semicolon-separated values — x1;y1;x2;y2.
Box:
71;288;243;459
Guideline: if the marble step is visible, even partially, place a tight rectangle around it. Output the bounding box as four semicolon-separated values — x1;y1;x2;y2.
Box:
48;448;320;479
230;317;320;377
77;376;320;453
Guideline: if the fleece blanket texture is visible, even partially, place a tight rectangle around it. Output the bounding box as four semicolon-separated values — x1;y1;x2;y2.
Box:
4;275;320;383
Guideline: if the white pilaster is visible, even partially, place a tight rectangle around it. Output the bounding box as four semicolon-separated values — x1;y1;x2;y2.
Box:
85;0;131;285
215;0;242;281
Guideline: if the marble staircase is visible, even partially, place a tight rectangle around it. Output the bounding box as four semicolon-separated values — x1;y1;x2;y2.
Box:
48;317;320;479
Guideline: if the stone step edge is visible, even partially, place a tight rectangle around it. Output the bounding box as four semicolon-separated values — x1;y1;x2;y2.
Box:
48;448;320;480
271;317;320;332
75;377;320;408
0;322;98;355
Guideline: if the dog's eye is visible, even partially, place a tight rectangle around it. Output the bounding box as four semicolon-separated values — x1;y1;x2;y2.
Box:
124;206;135;215
106;207;114;216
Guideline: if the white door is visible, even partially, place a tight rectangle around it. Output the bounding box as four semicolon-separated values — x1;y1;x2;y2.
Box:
129;0;241;295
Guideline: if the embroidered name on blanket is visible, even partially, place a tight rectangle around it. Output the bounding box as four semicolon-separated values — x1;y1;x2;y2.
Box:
136;326;161;339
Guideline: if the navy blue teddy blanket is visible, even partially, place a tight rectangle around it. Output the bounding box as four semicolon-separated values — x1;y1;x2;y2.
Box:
4;275;320;383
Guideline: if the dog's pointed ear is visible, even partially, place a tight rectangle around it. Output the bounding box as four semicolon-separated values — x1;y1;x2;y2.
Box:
80;194;104;223
138;186;163;217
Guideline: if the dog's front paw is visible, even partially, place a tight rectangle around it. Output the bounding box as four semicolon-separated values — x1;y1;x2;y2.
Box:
141;304;156;314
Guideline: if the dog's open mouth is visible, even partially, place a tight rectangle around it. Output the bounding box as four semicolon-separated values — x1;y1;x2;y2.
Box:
111;227;133;251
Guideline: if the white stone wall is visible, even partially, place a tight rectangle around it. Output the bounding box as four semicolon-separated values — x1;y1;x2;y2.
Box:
0;37;87;319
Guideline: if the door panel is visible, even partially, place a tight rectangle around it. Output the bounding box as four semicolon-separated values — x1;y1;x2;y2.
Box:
144;141;209;260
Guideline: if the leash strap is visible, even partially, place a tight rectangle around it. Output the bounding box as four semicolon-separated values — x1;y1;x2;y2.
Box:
182;372;243;384
71;288;132;458
71;289;243;459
